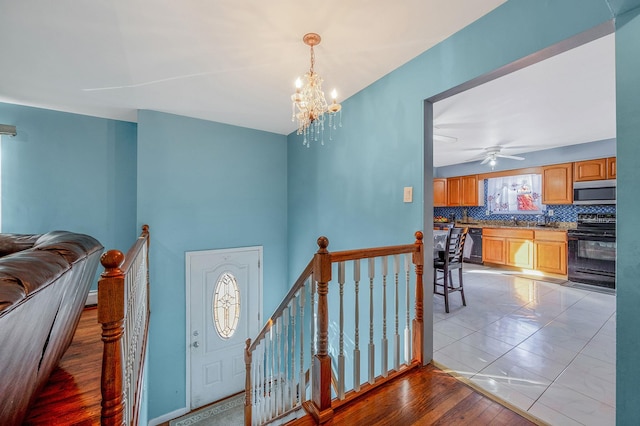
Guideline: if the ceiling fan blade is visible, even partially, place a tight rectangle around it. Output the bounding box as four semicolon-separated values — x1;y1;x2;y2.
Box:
480;157;491;165
496;154;525;160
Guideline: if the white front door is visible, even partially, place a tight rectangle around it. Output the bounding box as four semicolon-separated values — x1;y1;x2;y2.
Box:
186;246;262;409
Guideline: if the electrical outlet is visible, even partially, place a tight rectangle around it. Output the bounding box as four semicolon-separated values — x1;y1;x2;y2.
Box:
548;209;554;216
486;209;490;216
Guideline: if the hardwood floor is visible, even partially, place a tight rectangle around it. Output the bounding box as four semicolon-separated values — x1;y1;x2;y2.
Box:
23;307;101;426
22;308;536;426
289;365;538;426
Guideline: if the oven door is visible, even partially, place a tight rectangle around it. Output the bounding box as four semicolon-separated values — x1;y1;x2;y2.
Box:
568;232;616;288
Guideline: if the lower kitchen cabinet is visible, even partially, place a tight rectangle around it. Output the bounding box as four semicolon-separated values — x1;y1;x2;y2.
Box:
482;228;534;268
534;230;567;275
506;238;534;269
482;228;566;275
482;236;506;264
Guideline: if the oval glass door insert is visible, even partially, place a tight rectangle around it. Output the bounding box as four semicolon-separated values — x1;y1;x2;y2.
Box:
212;272;241;339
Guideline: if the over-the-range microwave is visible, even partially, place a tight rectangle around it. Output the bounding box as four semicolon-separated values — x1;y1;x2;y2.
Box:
573;179;616;205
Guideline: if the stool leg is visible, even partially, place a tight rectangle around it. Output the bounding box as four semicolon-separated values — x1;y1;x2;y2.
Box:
459;267;466;306
443;266;450;313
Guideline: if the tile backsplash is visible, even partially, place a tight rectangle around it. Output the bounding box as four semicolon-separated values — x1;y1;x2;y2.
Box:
434;204;616;224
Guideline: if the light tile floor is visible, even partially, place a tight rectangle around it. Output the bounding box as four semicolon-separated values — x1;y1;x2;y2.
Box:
433;265;616;426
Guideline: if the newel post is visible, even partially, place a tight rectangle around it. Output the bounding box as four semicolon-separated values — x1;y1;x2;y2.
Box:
98;250;126;426
310;236;334;424
412;231;425;365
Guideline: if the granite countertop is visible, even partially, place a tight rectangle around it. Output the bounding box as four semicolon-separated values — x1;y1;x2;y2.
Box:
453;220;575;231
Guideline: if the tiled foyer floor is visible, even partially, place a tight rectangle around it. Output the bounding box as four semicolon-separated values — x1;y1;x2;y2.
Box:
433;265;616;426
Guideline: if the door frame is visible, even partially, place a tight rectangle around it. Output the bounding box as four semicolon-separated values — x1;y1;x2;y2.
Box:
184;245;263;410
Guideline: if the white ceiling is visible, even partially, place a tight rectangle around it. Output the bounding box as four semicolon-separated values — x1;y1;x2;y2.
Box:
433;33;616;167
0;2;615;166
0;1;506;135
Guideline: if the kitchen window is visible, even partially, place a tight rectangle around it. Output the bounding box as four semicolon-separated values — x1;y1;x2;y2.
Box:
487;174;544;214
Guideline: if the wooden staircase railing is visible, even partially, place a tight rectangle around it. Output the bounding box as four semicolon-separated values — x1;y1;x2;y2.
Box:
98;225;150;426
245;231;424;425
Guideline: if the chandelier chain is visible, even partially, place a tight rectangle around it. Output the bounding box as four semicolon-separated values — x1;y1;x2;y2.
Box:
309;45;315;75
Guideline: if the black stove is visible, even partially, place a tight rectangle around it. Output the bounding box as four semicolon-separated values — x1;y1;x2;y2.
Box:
568;213;616;238
568;213;616;289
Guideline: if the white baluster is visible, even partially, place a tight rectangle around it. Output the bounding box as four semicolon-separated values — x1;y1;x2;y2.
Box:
299;282;306;403
271;323;277;419
404;254;411;363
338;261;346;400
311;278;316;358
368;257;375;385
394;254;401;371
264;334;270;422
282;307;288;413
381;256;388;378
290;294;297;408
353;259;361;392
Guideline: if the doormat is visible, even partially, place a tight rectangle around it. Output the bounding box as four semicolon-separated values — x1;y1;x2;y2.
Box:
170;393;244;426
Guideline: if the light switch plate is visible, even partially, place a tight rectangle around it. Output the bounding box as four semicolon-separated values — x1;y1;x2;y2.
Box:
403;186;413;203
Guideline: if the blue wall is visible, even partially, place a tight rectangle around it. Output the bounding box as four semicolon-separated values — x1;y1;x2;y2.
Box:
136;110;288;419
0;102;137;284
614;5;640;424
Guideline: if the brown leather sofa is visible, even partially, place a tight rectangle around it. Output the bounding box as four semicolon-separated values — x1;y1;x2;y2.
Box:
0;231;103;425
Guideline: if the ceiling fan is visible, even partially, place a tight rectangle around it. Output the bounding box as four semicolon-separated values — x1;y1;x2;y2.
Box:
480;146;525;166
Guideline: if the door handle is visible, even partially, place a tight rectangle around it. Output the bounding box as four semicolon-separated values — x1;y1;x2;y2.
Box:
193;341;200;348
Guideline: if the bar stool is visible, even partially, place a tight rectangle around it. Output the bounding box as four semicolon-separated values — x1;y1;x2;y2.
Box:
434;227;468;313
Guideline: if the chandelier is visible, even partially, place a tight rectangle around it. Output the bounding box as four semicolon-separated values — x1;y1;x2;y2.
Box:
291;33;342;147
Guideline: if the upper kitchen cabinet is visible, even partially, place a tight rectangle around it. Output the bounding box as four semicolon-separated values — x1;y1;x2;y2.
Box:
607;157;616;179
446;175;481;206
433;178;447;207
542;163;573;204
573;157;617;181
574;158;607;181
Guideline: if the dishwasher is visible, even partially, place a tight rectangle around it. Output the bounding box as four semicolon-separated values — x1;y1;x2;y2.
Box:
463;227;483;264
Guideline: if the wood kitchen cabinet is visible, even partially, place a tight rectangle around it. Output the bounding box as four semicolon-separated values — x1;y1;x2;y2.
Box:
482;227;567;277
607;157;616;179
447;177;461;206
506;237;534;269
534;230;567;275
433;178;447;207
542;163;573;204
504;229;534;269
482;234;506;265
446;175;480;206
483;228;534;269
461;175;479;206
574;158;607;181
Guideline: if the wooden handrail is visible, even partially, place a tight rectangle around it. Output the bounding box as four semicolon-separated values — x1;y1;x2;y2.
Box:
248;258;314;353
98;225;150;426
119;224;149;273
329;243;418;263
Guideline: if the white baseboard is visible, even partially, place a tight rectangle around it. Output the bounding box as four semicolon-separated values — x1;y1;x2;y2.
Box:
148;407;188;426
85;290;97;306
